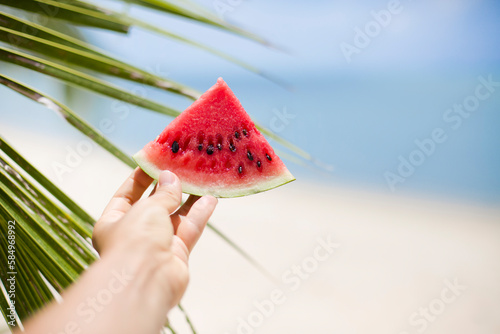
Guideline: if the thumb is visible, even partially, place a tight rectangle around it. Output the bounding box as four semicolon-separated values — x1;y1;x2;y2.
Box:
145;170;182;214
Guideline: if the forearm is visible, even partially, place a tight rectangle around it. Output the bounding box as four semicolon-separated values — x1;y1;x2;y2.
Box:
21;244;173;334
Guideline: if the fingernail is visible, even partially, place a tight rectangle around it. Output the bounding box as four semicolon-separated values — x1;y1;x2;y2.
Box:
159;170;175;186
199;195;218;206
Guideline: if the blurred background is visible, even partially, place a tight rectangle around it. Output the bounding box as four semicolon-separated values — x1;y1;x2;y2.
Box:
1;0;499;333
2;0;500;203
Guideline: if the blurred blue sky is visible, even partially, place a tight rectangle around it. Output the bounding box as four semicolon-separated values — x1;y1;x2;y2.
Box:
1;0;499;203
91;0;500;72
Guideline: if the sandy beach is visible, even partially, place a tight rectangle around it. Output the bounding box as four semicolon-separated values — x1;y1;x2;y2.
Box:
1;125;499;334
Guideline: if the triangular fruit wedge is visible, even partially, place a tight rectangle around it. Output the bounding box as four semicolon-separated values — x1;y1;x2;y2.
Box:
133;78;295;198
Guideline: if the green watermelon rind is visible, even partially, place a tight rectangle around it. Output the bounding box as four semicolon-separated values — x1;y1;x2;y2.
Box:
133;149;296;198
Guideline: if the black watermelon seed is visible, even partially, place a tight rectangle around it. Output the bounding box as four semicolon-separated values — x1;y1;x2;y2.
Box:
266;153;272;161
242;129;248;136
247;151;253;161
217;143;222;150
257;161;262;168
206;145;214;155
238;165;243;174
198;143;203;151
229;143;236;152
171;141;179;153
235;131;240;139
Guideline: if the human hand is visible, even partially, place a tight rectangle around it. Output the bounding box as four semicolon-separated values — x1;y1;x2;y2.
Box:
93;167;217;310
20;168;217;334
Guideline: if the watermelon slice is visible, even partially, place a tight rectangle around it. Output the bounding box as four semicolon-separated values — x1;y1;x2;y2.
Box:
133;78;295;198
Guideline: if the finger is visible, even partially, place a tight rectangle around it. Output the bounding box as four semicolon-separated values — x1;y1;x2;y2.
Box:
176;196;217;253
171;195;201;233
144;170;182;215
148;182;158;197
171;236;190;265
99;168;153;224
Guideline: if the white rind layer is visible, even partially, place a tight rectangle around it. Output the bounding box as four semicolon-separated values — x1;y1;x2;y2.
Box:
133;149;295;198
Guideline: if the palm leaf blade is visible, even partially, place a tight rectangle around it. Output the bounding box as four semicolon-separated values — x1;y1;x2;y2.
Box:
0;134;95;229
119;0;270;45
0;26;200;99
0;74;136;168
0;46;183;118
0;0;130;32
0;189;79;286
131;18;264;76
0;171;89;272
0;10;116;56
0;158;96;263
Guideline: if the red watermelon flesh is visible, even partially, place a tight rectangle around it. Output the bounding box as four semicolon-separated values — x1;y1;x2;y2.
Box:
133;78;295;198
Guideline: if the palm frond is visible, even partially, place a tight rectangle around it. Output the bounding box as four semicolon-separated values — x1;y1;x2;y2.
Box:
1;2;268;79
109;0;272;45
0;0;130;32
0;47;183;117
0;135;95;228
0;10;126;56
0;155;97;321
0;25;201;99
0;74;136;167
0;1;311;331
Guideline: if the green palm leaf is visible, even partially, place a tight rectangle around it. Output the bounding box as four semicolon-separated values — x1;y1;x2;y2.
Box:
0;46;183;117
0;1;312;331
0;161;94;320
0;0;130;32
0;135;95;228
0;2;268;79
120;0;273;45
0;26;200;99
0;43;310;160
0;74;136;167
0;11;124;56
